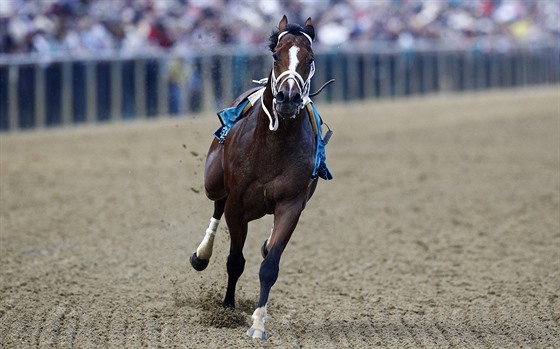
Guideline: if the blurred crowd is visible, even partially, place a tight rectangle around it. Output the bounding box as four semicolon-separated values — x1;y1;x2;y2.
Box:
1;0;558;56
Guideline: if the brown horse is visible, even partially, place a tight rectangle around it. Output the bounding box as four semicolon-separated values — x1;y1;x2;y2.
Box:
190;15;332;339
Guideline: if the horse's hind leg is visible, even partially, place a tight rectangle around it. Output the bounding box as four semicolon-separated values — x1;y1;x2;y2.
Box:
190;199;225;271
223;204;248;309
191;139;226;271
204;139;226;201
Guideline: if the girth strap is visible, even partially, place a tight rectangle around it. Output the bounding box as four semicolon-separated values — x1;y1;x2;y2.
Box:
306;103;319;137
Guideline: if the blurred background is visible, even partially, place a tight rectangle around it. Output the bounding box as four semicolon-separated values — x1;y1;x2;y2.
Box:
0;0;558;131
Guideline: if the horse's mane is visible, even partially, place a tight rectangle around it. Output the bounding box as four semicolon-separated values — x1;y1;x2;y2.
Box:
268;23;314;51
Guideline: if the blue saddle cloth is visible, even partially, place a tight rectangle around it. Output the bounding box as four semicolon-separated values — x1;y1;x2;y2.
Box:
214;100;251;143
214;100;333;181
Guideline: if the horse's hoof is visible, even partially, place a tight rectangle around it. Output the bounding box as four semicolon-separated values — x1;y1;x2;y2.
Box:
190;252;209;271
247;327;266;340
261;239;268;258
222;301;235;309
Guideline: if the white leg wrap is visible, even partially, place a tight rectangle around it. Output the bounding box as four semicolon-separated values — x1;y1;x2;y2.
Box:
196;218;220;260
247;305;268;339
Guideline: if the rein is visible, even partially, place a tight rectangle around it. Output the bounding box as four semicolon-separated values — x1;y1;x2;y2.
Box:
252;75;335;131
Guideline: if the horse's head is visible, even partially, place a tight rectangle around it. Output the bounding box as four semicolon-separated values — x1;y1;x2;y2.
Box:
266;15;315;129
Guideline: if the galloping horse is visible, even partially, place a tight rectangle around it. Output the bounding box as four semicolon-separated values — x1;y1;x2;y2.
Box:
190;15;332;339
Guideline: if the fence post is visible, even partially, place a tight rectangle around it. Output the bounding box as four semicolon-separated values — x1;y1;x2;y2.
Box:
111;60;122;122
437;52;447;92
85;61;96;123
332;53;345;102
158;58;168;116
363;53;375;99
179;58;189;115
221;54;233;107
201;56;214;112
463;53;472;91
135;59;146;119
61;61;72;126
379;54;391;98
346;52;359;101
8;65;18;131
35;64;45;128
425;52;437;94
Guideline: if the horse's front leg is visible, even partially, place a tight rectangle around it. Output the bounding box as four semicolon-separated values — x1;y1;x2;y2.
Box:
190;199;225;271
261;179;317;258
248;200;303;339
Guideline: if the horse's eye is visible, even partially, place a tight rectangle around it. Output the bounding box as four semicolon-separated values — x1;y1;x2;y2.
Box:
272;53;279;64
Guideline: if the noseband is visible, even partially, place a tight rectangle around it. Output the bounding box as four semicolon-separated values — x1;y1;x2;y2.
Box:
262;31;315;131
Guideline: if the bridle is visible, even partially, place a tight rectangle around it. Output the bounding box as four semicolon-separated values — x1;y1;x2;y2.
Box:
262;31;315;131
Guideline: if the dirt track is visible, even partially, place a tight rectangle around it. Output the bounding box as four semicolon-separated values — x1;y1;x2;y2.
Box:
1;87;559;348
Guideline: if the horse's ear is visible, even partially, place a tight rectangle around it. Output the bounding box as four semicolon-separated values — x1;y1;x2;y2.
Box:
304;17;315;40
278;15;288;32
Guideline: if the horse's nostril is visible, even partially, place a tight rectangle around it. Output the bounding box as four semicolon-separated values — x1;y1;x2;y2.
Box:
292;93;302;105
276;91;286;102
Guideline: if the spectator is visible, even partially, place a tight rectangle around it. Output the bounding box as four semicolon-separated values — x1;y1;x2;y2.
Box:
0;0;558;55
167;57;186;115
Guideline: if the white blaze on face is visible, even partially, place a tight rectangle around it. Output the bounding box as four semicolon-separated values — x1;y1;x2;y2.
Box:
287;45;300;93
